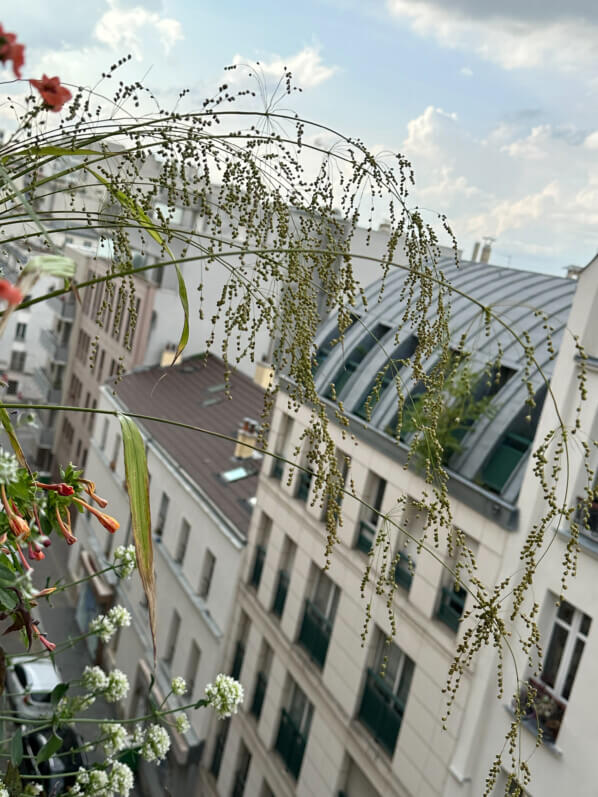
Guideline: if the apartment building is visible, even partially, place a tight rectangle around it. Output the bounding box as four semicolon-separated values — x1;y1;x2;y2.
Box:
467;254;598;796
198;255;576;797
67;354;266;797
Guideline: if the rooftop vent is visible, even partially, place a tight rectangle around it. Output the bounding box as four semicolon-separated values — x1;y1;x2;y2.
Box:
160;344;177;368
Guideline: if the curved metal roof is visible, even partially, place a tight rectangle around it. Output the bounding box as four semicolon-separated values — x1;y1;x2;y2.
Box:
315;256;576;506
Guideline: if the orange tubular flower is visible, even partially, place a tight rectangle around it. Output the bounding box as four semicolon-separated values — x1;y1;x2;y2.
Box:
72;496;119;533
55;507;77;545
1;485;29;539
28;541;45;561
15;544;32;572
33;587;57;598
33;626;56;652
78;479;108;508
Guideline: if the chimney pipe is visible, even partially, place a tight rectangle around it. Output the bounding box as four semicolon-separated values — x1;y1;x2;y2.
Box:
234;418;259;459
471;241;480;262
480;237;495;265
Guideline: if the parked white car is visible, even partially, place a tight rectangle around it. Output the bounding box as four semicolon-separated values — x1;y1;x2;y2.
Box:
5;656;62;721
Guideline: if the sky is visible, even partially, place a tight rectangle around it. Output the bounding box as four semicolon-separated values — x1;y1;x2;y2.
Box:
2;0;598;275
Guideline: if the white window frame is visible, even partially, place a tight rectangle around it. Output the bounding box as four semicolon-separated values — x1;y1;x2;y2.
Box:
540;600;591;703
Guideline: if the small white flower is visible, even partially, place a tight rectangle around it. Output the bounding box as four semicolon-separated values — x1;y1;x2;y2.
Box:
175;713;190;734
108;605;131;628
89;613;116;643
101;722;130;757
130;723;145;746
204;674;244;719
109;760;135;796
171;676;187;696
0;451;19;483
0;784;9;797
113;544;137;578
140;724;170;762
82;665;109;692
105;669;129;703
23;785;43;796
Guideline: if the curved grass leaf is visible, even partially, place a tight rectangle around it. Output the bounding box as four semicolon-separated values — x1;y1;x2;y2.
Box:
36;733;62;765
118;413;156;664
0;406;30;474
1;146;101;162
10;727;22;767
87;168;189;362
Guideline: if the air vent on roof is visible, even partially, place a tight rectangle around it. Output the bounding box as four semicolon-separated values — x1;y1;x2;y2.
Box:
207;383;226;393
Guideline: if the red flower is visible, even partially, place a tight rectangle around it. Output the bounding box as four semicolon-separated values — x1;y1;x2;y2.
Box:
72;496;120;533
29;74;72;112
0;26;25;79
0;280;22;306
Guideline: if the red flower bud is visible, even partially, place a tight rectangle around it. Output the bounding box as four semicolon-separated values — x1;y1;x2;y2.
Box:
0;279;23;306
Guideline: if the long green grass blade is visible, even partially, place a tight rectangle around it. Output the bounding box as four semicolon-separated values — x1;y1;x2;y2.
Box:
0;406;30;473
118;413;156;664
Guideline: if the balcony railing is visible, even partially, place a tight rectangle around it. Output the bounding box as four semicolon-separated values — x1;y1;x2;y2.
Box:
33;368;62;403
271;459;284;481
230;640;245;681
436;584;467;633
231;770;247;797
394;561;413;591
298;600;333;669
296;471;312;502
272;570;289;619
249;545;266;589
358;668;405;756
517;677;566;744
250;671;267;720
40;328;69;363
356;519;377;554
574;499;598;542
275;709;307;780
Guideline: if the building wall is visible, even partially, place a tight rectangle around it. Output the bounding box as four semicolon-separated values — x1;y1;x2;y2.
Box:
202;394;511;797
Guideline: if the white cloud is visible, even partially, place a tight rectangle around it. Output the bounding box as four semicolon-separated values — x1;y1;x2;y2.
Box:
230;46;338;89
387;0;598;73
94;0;183;60
460;66;473;77
398;107;598;269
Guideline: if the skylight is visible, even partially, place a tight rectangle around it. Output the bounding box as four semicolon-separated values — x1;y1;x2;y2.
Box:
221;466;254;483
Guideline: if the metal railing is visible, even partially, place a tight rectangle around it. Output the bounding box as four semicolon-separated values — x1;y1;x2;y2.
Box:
436;585;466;632
40;328;69;363
48;294;76;320
33;368;62;403
275;709;307;780
358;668;405;756
298;600;333;669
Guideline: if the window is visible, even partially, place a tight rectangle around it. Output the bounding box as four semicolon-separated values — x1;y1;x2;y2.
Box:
394;499;425;591
198;550;216;599
210;718;230;780
163;611;181;665
230;612;249;681
14;323;26;341
221;465;254;483
155;492;170;538
295;446;314;503
231;741;251;797
6;380;17;396
250;641;272;722
358;633;414;755
298;568;339;669
249;513;271;589
436;530;474;633
9;350;26;372
356;473;386;553
175;518;190;564
272;537;295;620
271;413;293;480
97;348;106;383
313;313;359;369
324;322;390;399
89;399;97;432
275;680;313;780
185;641;201;699
354;336;418;420
99;418;109;451
110;433;121;471
522;598;592;743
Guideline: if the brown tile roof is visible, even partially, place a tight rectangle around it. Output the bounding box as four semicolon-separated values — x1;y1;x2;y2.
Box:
112;355;266;539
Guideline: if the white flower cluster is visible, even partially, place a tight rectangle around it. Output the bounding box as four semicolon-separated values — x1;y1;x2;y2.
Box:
171;676;187;696
22;786;43;796
80;665;129;703
175;713;190;734
101;722;130;757
0;450;19;483
0;781;8;797
70;760;134;797
204;674;244;719
140;723;171;763
113;544;137;578
88;605;131;643
56;693;96;723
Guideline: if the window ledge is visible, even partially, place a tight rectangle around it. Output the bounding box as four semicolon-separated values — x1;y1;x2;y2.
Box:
557;526;598;560
503;704;563;757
